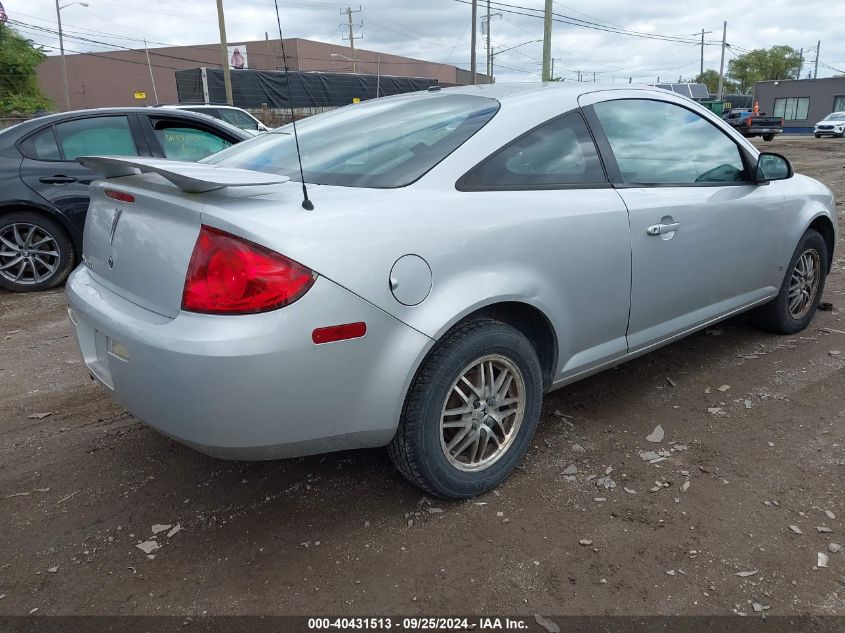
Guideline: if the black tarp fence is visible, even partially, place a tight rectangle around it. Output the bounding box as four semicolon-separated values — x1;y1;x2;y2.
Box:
175;68;438;108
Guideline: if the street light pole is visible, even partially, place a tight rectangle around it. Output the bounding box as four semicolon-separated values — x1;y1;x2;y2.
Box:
54;0;70;111
54;1;88;111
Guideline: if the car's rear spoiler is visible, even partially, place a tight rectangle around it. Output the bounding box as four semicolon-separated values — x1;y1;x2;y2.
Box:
77;156;289;193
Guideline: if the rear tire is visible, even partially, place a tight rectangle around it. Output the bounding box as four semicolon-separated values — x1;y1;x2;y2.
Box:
0;211;75;293
388;317;543;499
763;134;775;142
751;229;828;334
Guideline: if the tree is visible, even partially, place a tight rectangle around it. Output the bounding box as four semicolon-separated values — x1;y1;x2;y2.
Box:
727;45;802;94
693;69;738;95
0;23;53;115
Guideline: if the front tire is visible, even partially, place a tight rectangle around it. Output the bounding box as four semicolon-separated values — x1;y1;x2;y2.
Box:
0;211;75;293
388;318;543;499
751;229;828;334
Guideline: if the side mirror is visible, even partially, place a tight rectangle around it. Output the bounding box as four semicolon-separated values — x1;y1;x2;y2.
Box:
756;152;793;183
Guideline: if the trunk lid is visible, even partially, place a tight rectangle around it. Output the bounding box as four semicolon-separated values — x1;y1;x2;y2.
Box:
83;178;205;317
80;157;290;318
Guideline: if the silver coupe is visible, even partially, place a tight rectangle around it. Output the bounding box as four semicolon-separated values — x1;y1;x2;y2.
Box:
66;84;837;498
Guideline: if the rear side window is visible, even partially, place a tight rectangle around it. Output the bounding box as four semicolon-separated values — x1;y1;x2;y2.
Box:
185;107;220;120
20;127;61;160
153;121;233;161
218;108;259;131
459;111;606;189
54;116;138;160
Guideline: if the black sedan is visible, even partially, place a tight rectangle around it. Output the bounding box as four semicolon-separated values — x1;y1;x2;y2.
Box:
0;108;252;292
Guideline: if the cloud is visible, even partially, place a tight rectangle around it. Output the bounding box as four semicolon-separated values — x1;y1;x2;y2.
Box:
9;0;845;83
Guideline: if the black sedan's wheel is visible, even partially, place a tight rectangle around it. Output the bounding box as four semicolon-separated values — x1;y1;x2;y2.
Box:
751;229;828;334
0;212;75;293
389;317;542;499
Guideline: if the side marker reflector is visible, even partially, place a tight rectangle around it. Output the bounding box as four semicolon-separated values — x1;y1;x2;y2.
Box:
312;322;367;344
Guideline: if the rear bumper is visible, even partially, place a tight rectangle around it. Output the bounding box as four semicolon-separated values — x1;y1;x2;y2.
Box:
743;127;782;135
66;267;433;460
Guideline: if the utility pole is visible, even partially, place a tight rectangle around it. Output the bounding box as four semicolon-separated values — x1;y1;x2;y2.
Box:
797;48;803;80
541;0;553;81
814;40;820;79
550;57;554;80
144;40;159;104
470;0;477;84
341;6;362;73
700;29;705;77
717;20;727;101
486;0;491;78
216;0;234;105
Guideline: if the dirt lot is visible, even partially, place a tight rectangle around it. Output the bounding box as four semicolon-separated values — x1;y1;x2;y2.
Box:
0;136;843;619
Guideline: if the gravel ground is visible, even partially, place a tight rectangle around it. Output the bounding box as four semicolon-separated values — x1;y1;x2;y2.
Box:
0;136;843;618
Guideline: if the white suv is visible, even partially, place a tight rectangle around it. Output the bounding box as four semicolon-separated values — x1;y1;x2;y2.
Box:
814;111;845;138
158;104;271;136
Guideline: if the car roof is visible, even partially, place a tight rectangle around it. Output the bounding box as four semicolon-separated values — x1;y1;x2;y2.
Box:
441;81;661;100
0;107;252;143
159;104;243;110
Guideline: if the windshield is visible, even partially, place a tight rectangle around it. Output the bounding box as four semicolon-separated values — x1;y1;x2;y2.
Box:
204;93;499;188
824;112;845;121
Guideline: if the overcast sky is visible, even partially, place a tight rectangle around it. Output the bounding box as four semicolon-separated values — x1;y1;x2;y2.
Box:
8;0;845;84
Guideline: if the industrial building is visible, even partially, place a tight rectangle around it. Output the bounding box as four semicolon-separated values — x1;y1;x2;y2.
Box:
754;77;845;133
36;37;491;110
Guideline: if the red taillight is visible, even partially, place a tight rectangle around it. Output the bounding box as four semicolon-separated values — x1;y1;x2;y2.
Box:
104;189;135;203
312;322;367;344
181;225;316;315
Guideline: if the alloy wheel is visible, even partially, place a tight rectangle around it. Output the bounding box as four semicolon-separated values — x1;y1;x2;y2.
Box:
439;354;526;473
0;223;61;286
788;249;821;319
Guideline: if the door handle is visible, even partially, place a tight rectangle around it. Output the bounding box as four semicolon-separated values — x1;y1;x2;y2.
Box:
646;222;680;236
39;175;78;184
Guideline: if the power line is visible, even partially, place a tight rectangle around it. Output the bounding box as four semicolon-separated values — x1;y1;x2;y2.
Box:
453;0;715;45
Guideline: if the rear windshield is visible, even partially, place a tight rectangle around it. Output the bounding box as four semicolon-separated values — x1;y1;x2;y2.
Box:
204;93;499;188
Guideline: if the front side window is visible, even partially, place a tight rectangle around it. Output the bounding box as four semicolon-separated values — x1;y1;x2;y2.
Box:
20;127;61;160
773;97;810;121
218;108;259;131
152;121;233;161
54;116;138;160
593;99;746;185
460;111;605;189
205;94;500;188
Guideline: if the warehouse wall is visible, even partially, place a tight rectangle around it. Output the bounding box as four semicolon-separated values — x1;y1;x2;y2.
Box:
36;38;489;110
755;77;845;132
